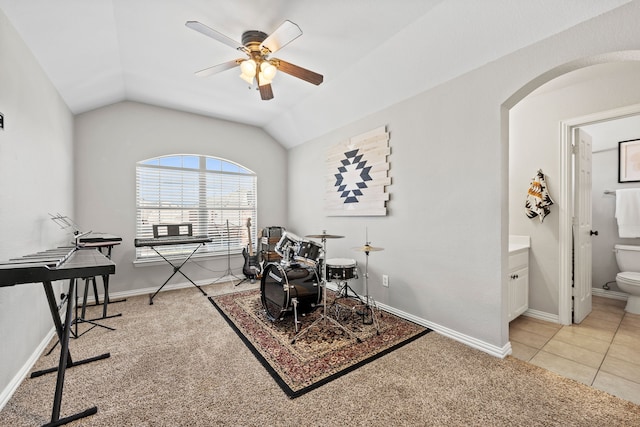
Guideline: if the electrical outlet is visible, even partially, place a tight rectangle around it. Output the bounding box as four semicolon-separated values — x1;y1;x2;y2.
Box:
382;274;389;287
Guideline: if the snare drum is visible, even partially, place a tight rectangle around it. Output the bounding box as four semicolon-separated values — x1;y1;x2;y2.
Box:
294;240;323;266
260;262;321;321
325;258;358;281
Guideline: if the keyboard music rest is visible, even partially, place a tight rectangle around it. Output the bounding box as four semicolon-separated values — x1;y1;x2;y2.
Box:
0;247;116;427
134;235;212;304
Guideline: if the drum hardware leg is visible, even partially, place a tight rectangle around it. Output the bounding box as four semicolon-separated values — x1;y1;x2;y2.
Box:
353;246;380;334
292;298;301;332
355;295;379;332
291;235;360;345
330;279;364;307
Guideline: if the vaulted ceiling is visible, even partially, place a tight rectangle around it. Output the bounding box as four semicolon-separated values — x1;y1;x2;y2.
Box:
0;0;631;148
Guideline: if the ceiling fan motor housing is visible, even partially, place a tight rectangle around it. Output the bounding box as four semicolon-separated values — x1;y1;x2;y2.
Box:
242;30;268;49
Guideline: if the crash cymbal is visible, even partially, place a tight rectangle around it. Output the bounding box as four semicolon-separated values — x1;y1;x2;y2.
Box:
352;245;384;252
305;232;344;239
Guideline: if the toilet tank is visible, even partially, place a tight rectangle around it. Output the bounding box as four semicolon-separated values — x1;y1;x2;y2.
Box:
614;244;640;272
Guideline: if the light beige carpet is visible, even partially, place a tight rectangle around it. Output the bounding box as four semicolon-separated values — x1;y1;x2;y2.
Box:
1;280;639;426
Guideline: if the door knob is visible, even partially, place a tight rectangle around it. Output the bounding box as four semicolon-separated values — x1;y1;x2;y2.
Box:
590;230;599;236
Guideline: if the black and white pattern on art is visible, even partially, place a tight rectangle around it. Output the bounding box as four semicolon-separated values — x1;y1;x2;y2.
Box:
325;126;390;216
334;149;372;203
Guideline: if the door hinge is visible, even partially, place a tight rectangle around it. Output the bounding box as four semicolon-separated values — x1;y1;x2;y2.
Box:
571;143;578;154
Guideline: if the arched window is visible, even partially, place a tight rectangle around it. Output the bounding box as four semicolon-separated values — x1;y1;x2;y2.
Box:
135;154;257;260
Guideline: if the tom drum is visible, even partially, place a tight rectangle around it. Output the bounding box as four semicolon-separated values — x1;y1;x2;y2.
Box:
274;232;302;259
260;262;322;322
294;240;323;266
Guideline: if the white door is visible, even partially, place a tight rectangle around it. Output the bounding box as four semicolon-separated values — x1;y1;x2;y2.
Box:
573;128;593;323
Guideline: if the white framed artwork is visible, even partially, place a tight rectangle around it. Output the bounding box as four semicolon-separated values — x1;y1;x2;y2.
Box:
325;126;391;216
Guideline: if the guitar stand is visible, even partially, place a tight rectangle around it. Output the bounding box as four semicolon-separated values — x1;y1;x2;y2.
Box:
149;243;208;305
235;277;252;286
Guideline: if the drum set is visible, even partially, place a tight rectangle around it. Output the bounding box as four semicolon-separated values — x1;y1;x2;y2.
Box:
259;229;383;343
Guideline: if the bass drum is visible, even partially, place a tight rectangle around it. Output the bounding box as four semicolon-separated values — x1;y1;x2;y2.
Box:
260;262;322;322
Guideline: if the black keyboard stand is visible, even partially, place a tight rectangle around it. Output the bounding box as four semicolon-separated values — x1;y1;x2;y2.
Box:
148;243;208;304
34;278;110;427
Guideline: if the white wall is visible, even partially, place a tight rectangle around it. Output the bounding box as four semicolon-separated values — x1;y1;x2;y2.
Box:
74;101;288;294
289;2;640;351
510;62;640;316
0;9;74;402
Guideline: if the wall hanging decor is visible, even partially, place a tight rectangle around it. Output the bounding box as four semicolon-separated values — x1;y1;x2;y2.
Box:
618;138;640;183
325;126;391;216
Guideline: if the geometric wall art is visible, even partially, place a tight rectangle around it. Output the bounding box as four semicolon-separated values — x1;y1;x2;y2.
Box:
325;126;391;216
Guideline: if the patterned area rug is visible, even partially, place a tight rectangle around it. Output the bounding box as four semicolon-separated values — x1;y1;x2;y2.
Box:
209;288;430;398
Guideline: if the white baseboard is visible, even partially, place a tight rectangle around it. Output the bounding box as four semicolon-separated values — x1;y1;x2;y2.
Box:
592;287;628;301
523;308;560;324
0;328;57;411
87;276;236;303
517;289;629;327
314;283;512;358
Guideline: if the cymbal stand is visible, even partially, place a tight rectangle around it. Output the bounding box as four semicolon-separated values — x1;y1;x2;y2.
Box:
291;235;359;344
356;243;379;333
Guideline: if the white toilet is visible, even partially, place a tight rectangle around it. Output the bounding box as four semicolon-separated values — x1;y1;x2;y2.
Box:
614;244;640;314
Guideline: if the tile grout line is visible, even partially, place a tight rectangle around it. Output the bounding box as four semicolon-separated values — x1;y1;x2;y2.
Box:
587;311;623;386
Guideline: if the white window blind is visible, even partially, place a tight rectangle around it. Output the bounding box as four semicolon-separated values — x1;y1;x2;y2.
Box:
135;155;257;260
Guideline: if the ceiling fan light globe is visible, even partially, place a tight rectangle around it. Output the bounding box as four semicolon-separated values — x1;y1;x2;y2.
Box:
240;59;257;77
239;73;255;85
258;72;272;87
260;61;277;80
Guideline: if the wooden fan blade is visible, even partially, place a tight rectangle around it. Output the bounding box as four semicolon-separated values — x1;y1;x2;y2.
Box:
195;59;242;78
186;21;247;53
261;20;302;54
258;83;274;100
273;59;323;85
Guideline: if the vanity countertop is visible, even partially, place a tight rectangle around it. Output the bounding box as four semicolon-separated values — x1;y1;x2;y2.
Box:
509;235;530;253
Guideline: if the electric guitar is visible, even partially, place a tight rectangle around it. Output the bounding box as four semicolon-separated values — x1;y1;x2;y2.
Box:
242;218;262;281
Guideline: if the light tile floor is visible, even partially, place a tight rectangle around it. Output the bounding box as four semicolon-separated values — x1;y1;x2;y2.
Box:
510;296;640;405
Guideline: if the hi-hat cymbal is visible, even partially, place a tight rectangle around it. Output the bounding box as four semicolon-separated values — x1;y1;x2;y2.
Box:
352;245;384;252
305;232;344;239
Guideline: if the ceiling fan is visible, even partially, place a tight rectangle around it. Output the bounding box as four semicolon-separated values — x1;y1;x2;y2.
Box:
185;20;323;100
